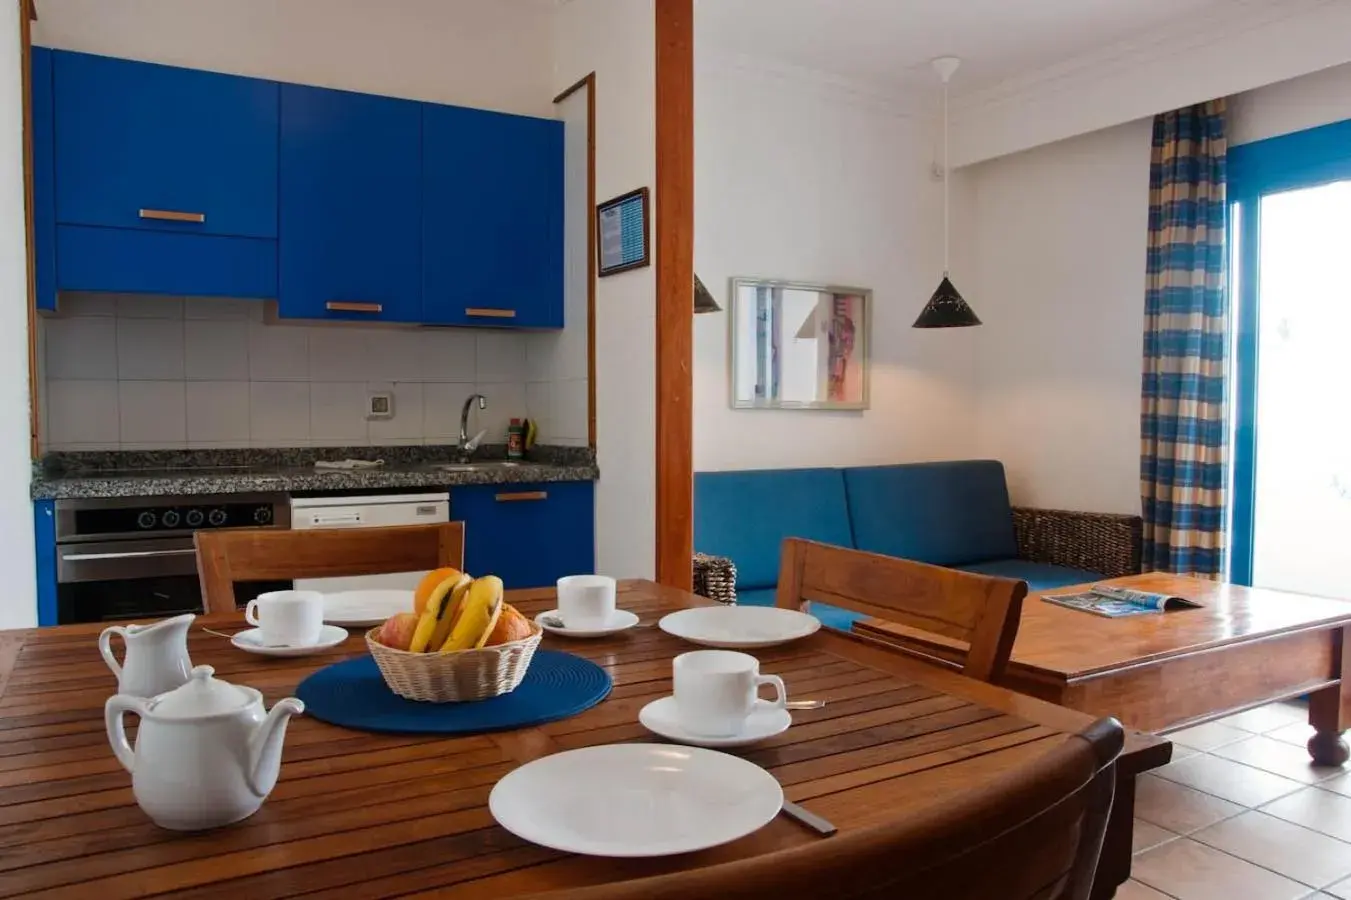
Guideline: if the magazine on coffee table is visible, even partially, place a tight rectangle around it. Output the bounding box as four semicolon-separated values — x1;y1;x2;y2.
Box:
1042;584;1203;618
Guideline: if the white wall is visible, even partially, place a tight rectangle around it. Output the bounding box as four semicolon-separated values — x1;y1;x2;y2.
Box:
693;54;977;472
952;0;1351;167
962;61;1351;515
553;0;656;579
1;5;35;629
38;295;588;450
32;0;556;117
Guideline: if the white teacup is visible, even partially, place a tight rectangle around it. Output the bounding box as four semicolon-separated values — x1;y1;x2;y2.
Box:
245;590;324;647
556;575;617;630
673;650;788;737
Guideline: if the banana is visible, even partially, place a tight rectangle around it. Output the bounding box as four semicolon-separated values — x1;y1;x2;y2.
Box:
441;575;504;651
408;572;468;652
428;575;473;650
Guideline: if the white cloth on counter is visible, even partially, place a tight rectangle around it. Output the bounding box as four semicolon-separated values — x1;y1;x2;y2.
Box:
312;459;387;471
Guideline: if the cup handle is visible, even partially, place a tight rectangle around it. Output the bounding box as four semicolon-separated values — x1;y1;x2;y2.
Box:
755;674;788;710
98;626;127;679
245;599;261;627
105;694;149;773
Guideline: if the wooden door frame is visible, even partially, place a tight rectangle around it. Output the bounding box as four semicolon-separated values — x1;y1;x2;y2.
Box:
552;73;597;449
654;0;693;590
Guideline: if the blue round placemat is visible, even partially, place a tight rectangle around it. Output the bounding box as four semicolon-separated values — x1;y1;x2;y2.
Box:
295;650;612;735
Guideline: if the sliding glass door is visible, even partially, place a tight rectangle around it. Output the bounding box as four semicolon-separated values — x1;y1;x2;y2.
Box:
1229;120;1351;597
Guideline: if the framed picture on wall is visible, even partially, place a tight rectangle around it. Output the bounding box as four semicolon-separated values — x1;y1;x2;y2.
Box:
597;187;650;277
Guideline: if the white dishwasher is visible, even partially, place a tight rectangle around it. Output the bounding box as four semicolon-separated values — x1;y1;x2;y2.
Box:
289;492;450;593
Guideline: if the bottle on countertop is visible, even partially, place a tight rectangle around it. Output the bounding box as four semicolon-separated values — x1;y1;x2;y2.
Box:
507;419;525;460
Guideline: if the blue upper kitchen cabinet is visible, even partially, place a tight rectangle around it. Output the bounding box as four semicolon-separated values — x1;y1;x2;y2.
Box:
279;85;422;323
51;50;279;299
53;51;278;237
31;47;55;312
423;104;564;328
452;481;594;589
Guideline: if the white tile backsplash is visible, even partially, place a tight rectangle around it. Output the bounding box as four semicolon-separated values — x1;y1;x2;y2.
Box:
119;381;186;444
47;379;120;445
41;296;586;450
185;381;250;443
117;318;185;380
45;316;118;380
309;382;370;443
185;320;250;381
249;382;310;443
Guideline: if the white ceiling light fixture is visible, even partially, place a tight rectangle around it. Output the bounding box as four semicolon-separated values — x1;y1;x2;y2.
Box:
913;55;981;329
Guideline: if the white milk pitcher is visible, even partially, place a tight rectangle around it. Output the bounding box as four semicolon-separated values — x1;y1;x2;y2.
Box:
99;613;194;698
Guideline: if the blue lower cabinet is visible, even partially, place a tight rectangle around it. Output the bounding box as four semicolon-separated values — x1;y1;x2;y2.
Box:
33;501;57;627
452;481;595;589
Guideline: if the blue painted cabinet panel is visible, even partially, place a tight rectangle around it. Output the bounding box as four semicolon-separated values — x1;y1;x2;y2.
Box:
279;85;422;323
33;500;56;627
52;50;279;239
57;225;277;299
452;481;594;589
423;105;564;328
32;48;56;312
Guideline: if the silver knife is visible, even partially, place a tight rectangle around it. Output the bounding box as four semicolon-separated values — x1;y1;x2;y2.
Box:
780;799;836;836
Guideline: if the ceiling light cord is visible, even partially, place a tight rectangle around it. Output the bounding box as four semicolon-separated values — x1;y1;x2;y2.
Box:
942;75;950;277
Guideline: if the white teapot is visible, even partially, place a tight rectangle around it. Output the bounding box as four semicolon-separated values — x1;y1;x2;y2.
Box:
105;665;304;831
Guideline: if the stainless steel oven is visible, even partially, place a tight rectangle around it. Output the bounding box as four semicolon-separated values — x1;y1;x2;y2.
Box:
55;493;292;624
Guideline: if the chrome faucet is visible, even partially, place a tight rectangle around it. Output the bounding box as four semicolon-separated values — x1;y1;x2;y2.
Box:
457;393;487;461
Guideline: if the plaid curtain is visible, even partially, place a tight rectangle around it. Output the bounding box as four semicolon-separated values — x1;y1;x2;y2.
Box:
1141;99;1228;577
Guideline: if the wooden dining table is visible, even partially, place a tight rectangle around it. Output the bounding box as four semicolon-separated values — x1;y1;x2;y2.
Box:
0;580;1170;899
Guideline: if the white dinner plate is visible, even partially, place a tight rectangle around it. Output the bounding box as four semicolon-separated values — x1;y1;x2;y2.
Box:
489;743;783;857
535;608;640;638
230;624;349;657
639;696;791;748
658;605;820;649
321;590;413;626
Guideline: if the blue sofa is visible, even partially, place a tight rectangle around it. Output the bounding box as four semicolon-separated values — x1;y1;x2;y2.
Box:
693;460;1143;630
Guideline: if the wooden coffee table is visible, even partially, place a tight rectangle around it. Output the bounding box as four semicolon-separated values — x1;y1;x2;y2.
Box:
855;573;1351;765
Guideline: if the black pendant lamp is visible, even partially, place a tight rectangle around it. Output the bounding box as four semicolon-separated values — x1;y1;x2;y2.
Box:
694;273;722;314
914;56;981;329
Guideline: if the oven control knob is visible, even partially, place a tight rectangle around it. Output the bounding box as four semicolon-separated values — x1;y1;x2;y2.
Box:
136;511;157;530
185;509;205;527
208;509;228;527
253;507;272;525
161;510;180;528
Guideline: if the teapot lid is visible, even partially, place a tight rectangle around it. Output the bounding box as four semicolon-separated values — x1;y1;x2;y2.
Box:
148;665;255;719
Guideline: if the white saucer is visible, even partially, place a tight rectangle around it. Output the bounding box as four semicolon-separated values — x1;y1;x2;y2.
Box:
639;696;792;748
230;624;349;657
321;590;412;626
535;608;640;638
658;605;820;649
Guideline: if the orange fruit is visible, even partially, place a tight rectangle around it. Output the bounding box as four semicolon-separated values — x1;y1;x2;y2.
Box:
483;603;533;646
413;567;465;616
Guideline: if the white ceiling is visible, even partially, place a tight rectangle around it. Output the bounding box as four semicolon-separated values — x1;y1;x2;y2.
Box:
696;0;1252;95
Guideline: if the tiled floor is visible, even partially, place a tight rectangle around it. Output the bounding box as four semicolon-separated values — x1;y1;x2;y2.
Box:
1123;700;1351;900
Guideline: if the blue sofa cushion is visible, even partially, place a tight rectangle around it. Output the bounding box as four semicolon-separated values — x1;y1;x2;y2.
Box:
736;588;862;632
844;461;1018;567
957;559;1102;591
694;468;853;590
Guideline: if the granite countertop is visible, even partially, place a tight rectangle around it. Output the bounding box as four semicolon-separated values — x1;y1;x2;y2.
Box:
32;445;598;500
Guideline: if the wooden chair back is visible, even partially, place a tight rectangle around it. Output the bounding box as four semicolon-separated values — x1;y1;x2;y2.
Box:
194;522;465;614
776;538;1027;682
527;717;1125;900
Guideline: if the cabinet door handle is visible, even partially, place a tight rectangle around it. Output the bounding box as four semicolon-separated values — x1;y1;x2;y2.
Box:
495;491;547;502
466;308;516;319
139;208;206;223
326;301;384;313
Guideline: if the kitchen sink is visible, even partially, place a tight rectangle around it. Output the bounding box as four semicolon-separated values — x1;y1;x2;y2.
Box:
423;460;524;472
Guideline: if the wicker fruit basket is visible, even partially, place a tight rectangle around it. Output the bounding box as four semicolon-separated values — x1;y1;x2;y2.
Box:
365;623;543;702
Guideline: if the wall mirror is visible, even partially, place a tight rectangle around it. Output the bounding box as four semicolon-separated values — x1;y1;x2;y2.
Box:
729;277;871;410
